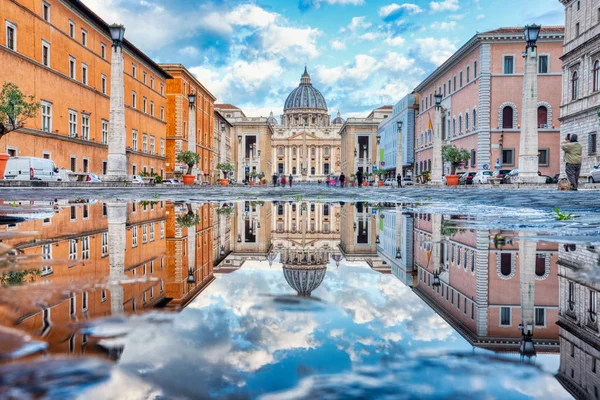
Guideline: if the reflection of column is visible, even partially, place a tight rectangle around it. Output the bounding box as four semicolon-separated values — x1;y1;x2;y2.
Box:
519;234;537;357
107;202;127;315
188;206;196;280
431;214;442;286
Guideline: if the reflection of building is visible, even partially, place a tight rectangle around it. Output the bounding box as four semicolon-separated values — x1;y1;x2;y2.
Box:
379;207;415;285
556;244;600;397
339;202;385;271
411;213;559;354
2;200;168;358
281;249;328;297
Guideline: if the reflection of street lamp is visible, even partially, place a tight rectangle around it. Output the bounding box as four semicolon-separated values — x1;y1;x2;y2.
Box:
187;93;196;107
237;234;242;243
354;148;357;157
375;235;380;244
220;245;225;255
396;247;401;259
376;134;381;145
238;135;242;144
187;267;195;283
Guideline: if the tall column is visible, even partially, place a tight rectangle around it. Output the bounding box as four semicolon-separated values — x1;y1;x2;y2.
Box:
431;214;442;286
107;202;127;315
518;41;541;183
106;30;127;180
188;101;197;177
519;234;537;357
397;122;403;178
187;206;196;283
237;135;244;182
431;104;443;184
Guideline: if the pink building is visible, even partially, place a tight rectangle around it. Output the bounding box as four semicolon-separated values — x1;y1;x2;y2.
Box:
414;27;565;178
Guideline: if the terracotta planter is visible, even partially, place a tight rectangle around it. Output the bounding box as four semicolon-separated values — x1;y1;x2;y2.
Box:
220;178;229;186
378;181;384;187
363;182;369;187
0;154;9;179
445;174;460;186
249;181;255;186
182;175;195;185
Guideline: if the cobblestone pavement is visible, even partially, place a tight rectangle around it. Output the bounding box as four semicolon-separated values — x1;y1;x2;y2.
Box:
1;184;598;213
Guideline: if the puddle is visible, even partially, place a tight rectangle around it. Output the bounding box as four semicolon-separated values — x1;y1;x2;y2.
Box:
0;199;598;399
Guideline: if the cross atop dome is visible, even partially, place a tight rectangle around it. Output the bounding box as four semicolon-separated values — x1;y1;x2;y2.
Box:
301;66;311;85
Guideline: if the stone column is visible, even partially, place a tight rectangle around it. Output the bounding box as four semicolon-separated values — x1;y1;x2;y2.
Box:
188;101;197;178
519;234;537;357
188;219;196;281
397;123;403;178
106;43;127;180
431;214;442;284
238;135;244;182
431;105;443;184
107;202;127;315
518;45;541;184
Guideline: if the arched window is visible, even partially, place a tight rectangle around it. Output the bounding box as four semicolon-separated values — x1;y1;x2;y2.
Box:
535;255;546;277
324;147;329;155
500;253;512;277
465;112;469;130
428;159;431;171
537;106;548;128
572;71;579;100
278;146;284;155
292;147;297;156
458;115;462;133
310;167;315;175
452;118;456;137
473;109;477;129
311;147;316;156
593;60;600;92
502;106;513;129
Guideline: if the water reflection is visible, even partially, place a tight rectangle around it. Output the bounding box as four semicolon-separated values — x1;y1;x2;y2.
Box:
0;199;598;398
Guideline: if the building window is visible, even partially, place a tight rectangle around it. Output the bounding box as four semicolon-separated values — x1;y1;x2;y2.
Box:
81;236;90;260
132;226;138;247
311;167;315;175
466;66;470;83
538;55;549;74
101;43;106;59
143;97;147;113
143;71;147;84
569;281;576;311
132;91;137;108
474;60;478;77
538;106;548;128
6;21;16;51
142;224;147;243
69;238;77;259
502;106;514;129
132;130;138;151
443;83;446;97
572;71;579;100
575;22;580;37
160;107;164;120
81;114;90;140
453;75;456;91
42;40;50;67
43;2;50;22
502;149;514;166
150;77;154;89
590;291;598;323
81;63;88;85
471;150;476;167
41;101;52;132
593;60;600;92
150;136;155;154
102;161;107;174
458;115;462;133
473;109;477;128
150;101;154;116
535;308;545;326
500;307;511;326
160;138;165;156
101;74;107;94
82;158;89;173
160;84;164;96
69;20;75;38
69;110;78;137
460;71;463;87
69;56;76;79
503;55;514;74
150;223;155;241
81;29;87;46
589;132;597;154
538;148;549;166
142;134;148;153
70;157;76;172
465;112;469;130
132;64;137;78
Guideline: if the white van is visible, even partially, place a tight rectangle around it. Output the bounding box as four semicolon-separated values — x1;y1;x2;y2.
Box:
3;157;60;181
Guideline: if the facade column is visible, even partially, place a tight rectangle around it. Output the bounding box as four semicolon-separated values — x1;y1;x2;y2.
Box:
519;38;541;183
519;234;537;357
107;202;127;315
237;134;244;182
106;31;127;180
272;146;276;175
431;101;443;184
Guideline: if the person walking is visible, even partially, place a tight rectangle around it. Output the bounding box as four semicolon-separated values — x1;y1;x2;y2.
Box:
396;173;402;188
561;133;582;190
280;175;287;187
356;170;363;187
339;173;346;188
272;172;278;187
288;174;293;188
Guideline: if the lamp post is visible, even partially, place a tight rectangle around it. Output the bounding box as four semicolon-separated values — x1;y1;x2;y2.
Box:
237;134;243;182
431;93;444;184
396;119;403;179
519;24;542;184
105;24;127;181
188;92;197;180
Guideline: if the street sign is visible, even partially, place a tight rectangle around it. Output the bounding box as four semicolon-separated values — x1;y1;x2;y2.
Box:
372;209;377;215
380;161;386;166
483;164;489;170
372;166;378;171
245;166;249;172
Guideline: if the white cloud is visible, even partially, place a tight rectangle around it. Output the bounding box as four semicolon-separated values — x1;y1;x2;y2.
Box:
381;51;415;72
430;20;458;30
476;14;485;20
346;16;372;32
359;32;383;41
178;46;200;58
226;4;277;28
429;0;460;12
310;0;365;7
384;36;406;46
379;3;424;18
331;40;347;50
415;37;457;65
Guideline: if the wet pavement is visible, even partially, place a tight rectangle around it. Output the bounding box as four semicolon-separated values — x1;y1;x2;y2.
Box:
0;194;598;399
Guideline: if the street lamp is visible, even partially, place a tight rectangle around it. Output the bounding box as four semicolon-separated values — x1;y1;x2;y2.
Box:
109;24;125;48
237;234;242;243
354;148;357;157
187;267;195;284
188;93;196;107
395;248;401;259
238;135;242;144
397;120;403;130
434;93;443;108
376;134;381;145
524;24;541;50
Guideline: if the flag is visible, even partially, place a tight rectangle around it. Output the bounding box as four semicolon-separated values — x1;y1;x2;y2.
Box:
427;113;433;132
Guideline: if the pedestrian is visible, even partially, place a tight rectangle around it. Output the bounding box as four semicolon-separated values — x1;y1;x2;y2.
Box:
289;174;293;188
396;173;402;188
339;173;345;188
325;175;330;187
281;175;287;187
356;170;363;187
562;133;582;190
272;172;278;187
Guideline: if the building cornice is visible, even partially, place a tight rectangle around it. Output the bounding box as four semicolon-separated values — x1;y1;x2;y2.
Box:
159;64;217;101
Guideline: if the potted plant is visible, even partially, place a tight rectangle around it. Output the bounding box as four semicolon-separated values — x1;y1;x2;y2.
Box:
419;170;431;184
176;151;200;185
257;172;265;185
249;171;258;185
374;170;386;186
176;203;200;227
216;163;234;186
442;145;471;186
0;83;41;179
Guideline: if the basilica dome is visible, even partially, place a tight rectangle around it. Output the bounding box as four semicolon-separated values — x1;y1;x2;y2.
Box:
283;67;328;112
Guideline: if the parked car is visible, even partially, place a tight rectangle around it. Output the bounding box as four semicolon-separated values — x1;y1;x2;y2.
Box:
459;172;477;185
131;174;144;183
588;166;600;183
492;169;512;181
473;170;494;184
384;178;395;186
163;179;182;185
3;157;60;181
404;176;414;186
86;173;102;182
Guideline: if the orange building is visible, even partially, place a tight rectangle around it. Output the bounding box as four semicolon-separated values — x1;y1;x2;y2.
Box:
0;0;169;177
160;64;216;182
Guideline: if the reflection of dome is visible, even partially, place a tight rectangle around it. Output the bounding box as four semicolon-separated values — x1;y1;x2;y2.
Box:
332;111;344;125
283;67;328;112
281;249;328;297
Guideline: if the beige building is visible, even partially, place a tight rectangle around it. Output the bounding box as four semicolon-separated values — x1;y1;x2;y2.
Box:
213;110;233;181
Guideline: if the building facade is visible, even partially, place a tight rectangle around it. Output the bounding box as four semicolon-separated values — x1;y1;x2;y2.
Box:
160;64;216;183
413;27;564;178
0;0;169;177
558;0;600;180
213;110;233;177
378;94;417;178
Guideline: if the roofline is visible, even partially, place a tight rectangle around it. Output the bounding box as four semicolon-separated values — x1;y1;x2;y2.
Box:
65;0;171;80
159;64;217;101
214;110;233;127
414;28;564;92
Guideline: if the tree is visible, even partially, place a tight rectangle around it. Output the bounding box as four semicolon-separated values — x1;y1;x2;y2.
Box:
216;162;235;178
0;82;40;140
176;203;200;228
442;145;471;175
176;151;200;175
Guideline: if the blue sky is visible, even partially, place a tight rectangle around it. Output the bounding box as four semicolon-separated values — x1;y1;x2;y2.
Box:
83;0;564;118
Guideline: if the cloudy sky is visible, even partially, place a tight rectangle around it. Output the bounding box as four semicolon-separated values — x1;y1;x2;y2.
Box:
82;0;564;118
